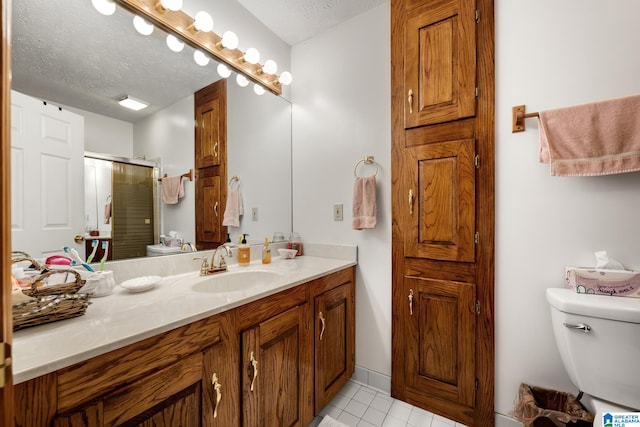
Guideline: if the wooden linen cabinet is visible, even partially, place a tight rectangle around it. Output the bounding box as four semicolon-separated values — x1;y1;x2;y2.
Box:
391;0;495;425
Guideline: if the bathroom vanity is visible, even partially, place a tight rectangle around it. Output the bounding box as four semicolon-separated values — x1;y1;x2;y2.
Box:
12;255;355;427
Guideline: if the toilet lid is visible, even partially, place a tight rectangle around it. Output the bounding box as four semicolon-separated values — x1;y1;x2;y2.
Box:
147;245;181;254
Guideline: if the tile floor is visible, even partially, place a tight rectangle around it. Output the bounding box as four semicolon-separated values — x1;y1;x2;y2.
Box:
309;380;469;427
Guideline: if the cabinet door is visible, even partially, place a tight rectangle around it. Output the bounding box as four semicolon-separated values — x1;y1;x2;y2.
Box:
404;139;475;262
241;304;307;427
402;276;476;410
195;82;226;169
314;282;355;412
404;0;476;128
202;312;240;427
196;175;222;245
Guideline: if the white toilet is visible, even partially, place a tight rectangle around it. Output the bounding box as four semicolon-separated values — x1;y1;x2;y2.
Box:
546;288;640;426
146;244;182;257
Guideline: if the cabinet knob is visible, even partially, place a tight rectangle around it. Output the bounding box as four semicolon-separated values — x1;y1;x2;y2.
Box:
249;351;258;392
319;311;326;341
408;189;414;216
211;373;222;418
408;89;414;114
408;289;414;316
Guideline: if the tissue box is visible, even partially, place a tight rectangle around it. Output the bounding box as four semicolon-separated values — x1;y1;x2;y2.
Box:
565;267;640;298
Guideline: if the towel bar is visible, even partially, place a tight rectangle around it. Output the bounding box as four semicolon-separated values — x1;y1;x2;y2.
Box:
512;105;539;133
158;169;193;182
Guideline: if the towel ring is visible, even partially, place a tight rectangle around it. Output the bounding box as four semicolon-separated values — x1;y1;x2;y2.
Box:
229;175;240;188
354;156;379;177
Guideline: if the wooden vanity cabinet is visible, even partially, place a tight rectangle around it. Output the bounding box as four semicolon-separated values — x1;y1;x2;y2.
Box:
13;267;356;427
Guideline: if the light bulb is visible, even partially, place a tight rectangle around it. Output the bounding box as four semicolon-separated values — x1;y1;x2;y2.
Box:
217;64;231;78
221;31;239;50
262;60;278;75
133;15;154;36
166;34;184;52
279;71;293;86
159;0;182;11
194;11;214;32
193;50;210;66
244;48;260;65
92;0;116;16
236;74;249;87
253;84;265;96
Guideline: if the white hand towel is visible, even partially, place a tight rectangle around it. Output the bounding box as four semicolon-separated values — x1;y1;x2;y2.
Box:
352;175;377;230
222;188;244;227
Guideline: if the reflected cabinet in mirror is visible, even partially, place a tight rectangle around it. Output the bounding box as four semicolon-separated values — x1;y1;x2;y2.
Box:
10;0;292;261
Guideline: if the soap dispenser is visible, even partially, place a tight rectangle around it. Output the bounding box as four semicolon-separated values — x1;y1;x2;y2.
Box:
238;234;250;266
262;237;271;264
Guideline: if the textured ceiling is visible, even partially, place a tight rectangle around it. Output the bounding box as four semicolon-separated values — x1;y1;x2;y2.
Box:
11;0;387;123
238;0;388;45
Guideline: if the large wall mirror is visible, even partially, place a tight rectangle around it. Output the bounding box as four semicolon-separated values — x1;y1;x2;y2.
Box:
10;0;292;261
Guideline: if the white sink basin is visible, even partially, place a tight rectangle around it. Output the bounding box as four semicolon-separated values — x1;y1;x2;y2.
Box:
191;269;283;294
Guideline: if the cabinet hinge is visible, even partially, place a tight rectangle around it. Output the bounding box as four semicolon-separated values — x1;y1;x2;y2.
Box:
308;394;312;406
474;231;479;245
475;87;479;98
474;154;480;169
475;10;480;23
194;119;198;128
0;342;11;389
475;300;480;315
475;378;479;390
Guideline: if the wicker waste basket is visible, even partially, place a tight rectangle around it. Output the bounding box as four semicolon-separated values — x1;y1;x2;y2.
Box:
512;383;594;427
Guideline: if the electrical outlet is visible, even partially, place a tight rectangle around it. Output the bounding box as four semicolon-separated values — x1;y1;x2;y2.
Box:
252;207;259;221
334;204;343;221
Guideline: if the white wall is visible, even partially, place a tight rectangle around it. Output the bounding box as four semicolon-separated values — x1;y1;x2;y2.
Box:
64;106;133;157
134;95;196;245
495;0;640;421
291;4;392;377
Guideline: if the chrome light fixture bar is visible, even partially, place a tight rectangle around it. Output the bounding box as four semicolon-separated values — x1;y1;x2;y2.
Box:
114;0;285;96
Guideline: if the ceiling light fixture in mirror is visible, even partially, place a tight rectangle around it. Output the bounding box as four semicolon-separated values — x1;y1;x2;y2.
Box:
98;0;292;96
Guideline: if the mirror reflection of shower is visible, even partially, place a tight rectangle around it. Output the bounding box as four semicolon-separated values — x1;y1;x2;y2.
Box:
84;153;159;260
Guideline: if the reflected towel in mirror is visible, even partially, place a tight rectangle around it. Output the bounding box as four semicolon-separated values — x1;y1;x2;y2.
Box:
161;175;185;204
223;188;244;227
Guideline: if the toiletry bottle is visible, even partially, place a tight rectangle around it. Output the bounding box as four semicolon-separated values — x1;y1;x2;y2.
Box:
238;234;250;266
288;232;303;256
262;237;271;264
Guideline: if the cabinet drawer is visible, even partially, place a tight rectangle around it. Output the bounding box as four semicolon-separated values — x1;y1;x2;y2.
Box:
57;315;221;412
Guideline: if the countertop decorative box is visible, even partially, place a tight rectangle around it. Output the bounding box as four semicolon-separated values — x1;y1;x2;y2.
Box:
565;267;640;298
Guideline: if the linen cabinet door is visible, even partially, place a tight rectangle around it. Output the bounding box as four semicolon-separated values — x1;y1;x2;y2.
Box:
196;174;222;246
195;80;226;169
241;304;308;427
404;138;476;262
404;0;477;128
402;276;476;415
314;281;355;413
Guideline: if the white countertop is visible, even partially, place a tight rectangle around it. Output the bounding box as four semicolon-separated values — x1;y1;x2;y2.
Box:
13;254;356;384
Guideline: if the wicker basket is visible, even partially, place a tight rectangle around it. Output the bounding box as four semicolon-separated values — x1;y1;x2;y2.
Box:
12;268;91;331
13;294;91;331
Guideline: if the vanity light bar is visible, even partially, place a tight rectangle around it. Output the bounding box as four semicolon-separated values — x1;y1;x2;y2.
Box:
114;0;284;96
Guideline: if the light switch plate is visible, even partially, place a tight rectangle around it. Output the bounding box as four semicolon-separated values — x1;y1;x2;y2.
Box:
252;207;258;221
334;204;343;221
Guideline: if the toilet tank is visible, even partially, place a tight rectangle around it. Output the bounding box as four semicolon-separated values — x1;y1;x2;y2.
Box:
546;288;640;410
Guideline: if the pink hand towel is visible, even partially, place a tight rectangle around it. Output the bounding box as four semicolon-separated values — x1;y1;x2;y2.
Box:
352;175;377;230
538;94;640;176
161;175;184;204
